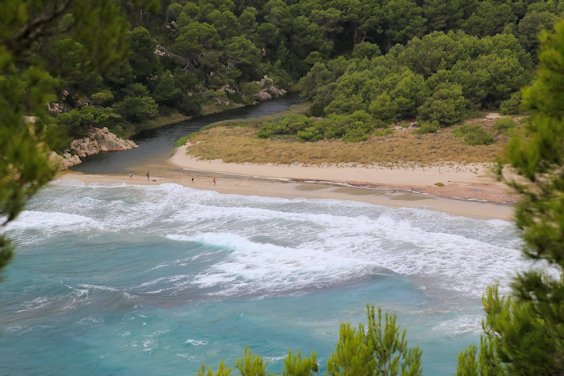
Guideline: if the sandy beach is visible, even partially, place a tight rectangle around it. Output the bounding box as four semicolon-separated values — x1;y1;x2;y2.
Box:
58;145;518;221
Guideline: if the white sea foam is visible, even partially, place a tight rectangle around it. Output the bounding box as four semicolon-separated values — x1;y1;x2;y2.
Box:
432;315;483;336
17;296;52;313
9;183;529;300
184;339;207;346
5;210;105;240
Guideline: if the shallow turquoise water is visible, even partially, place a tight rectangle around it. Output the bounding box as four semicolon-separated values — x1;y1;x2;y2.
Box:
0;182;525;375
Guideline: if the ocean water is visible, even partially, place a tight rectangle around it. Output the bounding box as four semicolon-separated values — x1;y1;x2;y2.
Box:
0;181;527;375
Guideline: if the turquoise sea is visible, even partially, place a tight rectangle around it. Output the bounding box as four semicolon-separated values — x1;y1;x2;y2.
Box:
0;181;526;375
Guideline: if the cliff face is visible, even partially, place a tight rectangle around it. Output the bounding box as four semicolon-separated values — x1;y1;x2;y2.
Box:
70;127;137;158
50;127;138;170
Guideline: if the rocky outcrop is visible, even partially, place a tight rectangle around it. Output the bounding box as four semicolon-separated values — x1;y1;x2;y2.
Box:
252;75;287;102
50;127;138;170
49;151;81;170
70;127;137;158
253;90;272;101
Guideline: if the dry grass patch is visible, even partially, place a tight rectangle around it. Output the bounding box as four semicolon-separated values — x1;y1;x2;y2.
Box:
186;114;522;167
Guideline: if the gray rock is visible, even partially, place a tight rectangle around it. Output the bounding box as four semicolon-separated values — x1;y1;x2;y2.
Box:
49;151;82;170
253;90;272;101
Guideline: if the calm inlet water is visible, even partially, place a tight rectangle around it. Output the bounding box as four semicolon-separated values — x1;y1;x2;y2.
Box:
1;99;526;375
72;96;300;175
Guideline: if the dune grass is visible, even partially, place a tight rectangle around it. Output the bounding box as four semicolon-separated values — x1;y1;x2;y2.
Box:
183;110;523;167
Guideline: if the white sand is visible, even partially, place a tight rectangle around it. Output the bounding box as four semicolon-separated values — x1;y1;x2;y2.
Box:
58;145;517;221
169;145;517;204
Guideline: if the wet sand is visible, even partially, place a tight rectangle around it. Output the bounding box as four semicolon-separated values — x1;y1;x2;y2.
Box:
60;168;515;221
57;143;519;221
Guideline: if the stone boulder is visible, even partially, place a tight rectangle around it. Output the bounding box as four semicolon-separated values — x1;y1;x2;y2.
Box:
70;127;137;158
49;151;82;170
251;75;287;102
253;90;272;102
265;85;287;98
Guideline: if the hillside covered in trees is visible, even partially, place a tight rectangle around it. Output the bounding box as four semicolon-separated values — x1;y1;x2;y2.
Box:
19;0;563;146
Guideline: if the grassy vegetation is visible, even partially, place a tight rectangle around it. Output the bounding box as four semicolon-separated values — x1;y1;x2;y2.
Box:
184;112;523;166
144;112;191;131
175;135;190;147
200;101;245;116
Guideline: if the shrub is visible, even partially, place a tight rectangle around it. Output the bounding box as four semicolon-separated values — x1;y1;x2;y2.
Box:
352;41;381;59
91;90;114;105
297;126;323;141
417;83;466;126
415;120;440;134
499;91;522;115
257;111;376;142
175;94;202;116
56;106;122;138
114;95;159;123
454;125;495;145
240;82;261;97
343;127;369;142
257;114;312;138
493;117;517;132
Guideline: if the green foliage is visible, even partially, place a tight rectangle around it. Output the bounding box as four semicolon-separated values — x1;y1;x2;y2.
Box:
57;106;122;137
517;9;558;58
352;42;381;60
417;84;466;126
499;92;522;115
0;56;56;277
92;90;115;105
453;125;494;145
0;237;14;276
197;306;419;376
257;111;378;142
240;82;261;97
235;348;269;376
257;114;313;139
415;121;440;135
303;27;536;125
175;135;190;147
493;118;517;133
115;95;158;123
327;305;422;376
0;0;157;273
153;71;181;105
456;19;564;376
283;351;318;376
128;26;158;81
176;94;203;116
197;361;232;376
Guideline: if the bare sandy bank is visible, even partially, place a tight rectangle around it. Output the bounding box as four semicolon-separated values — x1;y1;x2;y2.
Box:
60;152;516;221
171;145;517;202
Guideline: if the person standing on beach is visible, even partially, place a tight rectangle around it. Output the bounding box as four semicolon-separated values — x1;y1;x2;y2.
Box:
146;171;150;181
213;177;216;186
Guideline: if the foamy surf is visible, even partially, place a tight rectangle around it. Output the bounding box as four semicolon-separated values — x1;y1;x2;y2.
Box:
0;183;533;376
4;183;527;299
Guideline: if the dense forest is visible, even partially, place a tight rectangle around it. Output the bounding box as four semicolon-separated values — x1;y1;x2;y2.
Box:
1;1;563;375
15;0;563;145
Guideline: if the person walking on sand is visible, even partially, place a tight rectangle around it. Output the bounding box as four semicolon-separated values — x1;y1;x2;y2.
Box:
213;177;216;186
146;171;150;181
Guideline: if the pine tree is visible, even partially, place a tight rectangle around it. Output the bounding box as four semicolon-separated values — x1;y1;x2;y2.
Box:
457;19;564;375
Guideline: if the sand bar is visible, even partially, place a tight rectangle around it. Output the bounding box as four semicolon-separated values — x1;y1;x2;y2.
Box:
58;145;518;221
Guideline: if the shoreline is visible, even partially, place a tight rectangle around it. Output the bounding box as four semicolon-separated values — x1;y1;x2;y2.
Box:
59;147;517;221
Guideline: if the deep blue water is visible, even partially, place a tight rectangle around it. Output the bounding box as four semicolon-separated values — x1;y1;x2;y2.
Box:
0;182;526;375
